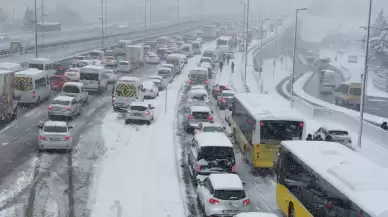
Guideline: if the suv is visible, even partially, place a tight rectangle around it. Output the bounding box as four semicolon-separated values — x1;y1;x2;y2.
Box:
197;174;252;216
334;82;361;110
186;132;236;182
125;102;155;125
183;105;214;133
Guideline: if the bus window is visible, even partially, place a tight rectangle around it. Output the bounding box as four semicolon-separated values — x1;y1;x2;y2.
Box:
260;120;304;141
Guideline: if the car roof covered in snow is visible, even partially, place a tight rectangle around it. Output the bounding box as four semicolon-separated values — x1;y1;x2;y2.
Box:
221;90;235;95
234;93;305;122
189;89;207;95
235;213;278;217
321;125;349;132
191;85;206;89
149;75;162;79
44;120;68;127
209;174;243;190
200;122;223;128
142;80;155;87
195;132;233;148
63;82;83;87
190;105;210;112
161;64;174;68
118;76;140;82
53;95;74;101
281;140;388;216
200;56;212;60
130;101;149;107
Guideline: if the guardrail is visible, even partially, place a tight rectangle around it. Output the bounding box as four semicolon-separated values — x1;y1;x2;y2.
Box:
0;18;208;57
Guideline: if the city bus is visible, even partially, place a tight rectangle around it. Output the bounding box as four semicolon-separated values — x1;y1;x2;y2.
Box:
225;93;306;169
275;140;387;217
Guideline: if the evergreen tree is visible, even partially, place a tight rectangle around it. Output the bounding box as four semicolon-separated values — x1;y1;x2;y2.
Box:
22;7;34;30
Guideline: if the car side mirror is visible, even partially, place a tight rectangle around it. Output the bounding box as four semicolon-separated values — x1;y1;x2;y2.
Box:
148;104;154;109
68;126;73;129
37;123;43;128
197;180;204;186
223;126;226;130
142;88;146;92
211;110;214;113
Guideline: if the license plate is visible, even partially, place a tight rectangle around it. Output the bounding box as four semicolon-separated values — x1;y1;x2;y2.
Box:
222;210;237;214
133;113;142;116
50;138;60;141
15;96;21;100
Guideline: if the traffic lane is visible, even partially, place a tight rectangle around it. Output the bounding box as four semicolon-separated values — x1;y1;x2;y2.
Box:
0;64;159;182
0;20;204;63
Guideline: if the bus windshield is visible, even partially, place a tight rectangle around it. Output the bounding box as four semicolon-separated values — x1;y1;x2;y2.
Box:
260;120;304;141
216;39;227;46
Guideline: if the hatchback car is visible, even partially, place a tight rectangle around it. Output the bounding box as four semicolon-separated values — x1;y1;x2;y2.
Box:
197;174;252;216
64;68;81;81
125;102;155;125
188;89;209;106
37;121;73;151
183;105;214;133
48;96;82;120
102;56;117;67
117;61;132;73
145;53;160;64
142;80;159;99
149;75;165;90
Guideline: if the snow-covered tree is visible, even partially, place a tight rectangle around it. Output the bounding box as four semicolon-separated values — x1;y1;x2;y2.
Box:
367;9;388;55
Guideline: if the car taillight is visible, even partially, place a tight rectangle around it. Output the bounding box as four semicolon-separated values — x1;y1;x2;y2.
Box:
326;203;333;209
204;80;208;84
220;98;226;103
39;135;47;141
188;80;193;84
209;198;219;204
243;199;251;205
195;164;201;172
188;115;193;119
208;116;214;121
232;164;236;173
65;106;71;111
65;135;71;141
98;80;100;87
32;91;36;98
48;105;52;110
146;111;150;115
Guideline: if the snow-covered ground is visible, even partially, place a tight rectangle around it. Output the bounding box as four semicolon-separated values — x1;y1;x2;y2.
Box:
88;47;207;217
229;44;388;167
319;48;388;98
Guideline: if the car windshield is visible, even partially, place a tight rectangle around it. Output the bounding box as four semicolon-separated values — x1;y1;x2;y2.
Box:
67;69;79;73
200;58;210;63
190;93;207;101
349;88;361;95
202;126;224;132
52;100;70;105
63;85;80;93
50;76;64;81
328;130;348;135
203;51;213;57
80;73;99;81
192;111;209;119
75;56;85;60
150;78;162;83
43;126;68;132
214;190;245;200
157;70;170;78
198;146;234;162
222;92;234;97
130;106;147;111
29;64;43;70
119;62;129;66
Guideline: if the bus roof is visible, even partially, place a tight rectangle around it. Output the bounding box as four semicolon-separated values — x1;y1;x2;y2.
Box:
218;36;232;40
0;62;23;71
281;140;388;216
234;93;305;121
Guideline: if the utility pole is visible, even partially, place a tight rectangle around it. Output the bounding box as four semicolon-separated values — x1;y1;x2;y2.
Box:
244;0;250;81
241;3;245;64
149;0;152;24
34;0;38;58
177;0;180;33
41;0;44;44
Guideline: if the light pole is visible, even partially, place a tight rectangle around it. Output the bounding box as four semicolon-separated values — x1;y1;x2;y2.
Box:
259;18;269;93
240;1;246;64
177;0;180;33
100;0;105;49
34;0;38;57
290;7;307;105
357;0;373;149
144;0;147;36
244;0;250;81
273;17;284;77
149;0;152;24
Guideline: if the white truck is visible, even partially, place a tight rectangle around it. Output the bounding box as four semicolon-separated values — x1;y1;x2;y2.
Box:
203;25;217;40
125;45;145;69
0;69;18;124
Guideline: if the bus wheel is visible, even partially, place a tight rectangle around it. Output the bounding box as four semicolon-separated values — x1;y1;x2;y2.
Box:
288;203;295;217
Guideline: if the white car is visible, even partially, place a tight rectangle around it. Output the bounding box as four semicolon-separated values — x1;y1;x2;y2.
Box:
145;53;160;64
188;89;209;106
37;121;73;151
106;70;118;83
142;80;159;99
195;122;225;133
64;68;80;81
149;75;165;90
319;83;333;94
160;63;175;74
102;56;117;66
117;61;132;73
190;85;206;91
125;102;155;125
197;174;253;216
313;126;352;146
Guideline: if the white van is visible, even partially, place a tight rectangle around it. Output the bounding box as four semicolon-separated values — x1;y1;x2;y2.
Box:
89;50;104;60
61;82;89;103
191;41;201;55
0;62;24;72
113;76;144;112
14;68;51;105
188;67;209;89
28;58;55;77
180;44;194;57
166;54;183;74
79;65;109;93
157;67;173;84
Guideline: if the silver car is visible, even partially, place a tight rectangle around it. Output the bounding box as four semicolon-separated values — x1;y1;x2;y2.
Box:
48;96;82;120
197;174;253;216
37;121;73;151
125;101;155;125
117;61;132;73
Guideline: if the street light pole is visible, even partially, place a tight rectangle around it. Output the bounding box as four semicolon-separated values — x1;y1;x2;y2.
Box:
149;0;152;24
244;0;250;81
259;18;269;93
41;0;44;44
240;2;245;64
177;0;180;33
290;8;307;106
101;0;104;49
144;0;147;36
357;0;373;149
34;0;38;57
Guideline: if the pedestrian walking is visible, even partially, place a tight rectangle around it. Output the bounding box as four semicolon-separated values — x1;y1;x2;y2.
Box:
231;61;235;73
219;61;224;72
226;55;230;65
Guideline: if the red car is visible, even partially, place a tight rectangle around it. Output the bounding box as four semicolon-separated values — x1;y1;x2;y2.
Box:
50;75;70;91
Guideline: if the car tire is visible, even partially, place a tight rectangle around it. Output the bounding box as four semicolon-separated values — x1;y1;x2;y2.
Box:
35;97;41;106
147;120;151;125
125;119;129;125
156;92;159;96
